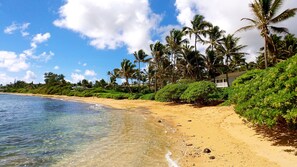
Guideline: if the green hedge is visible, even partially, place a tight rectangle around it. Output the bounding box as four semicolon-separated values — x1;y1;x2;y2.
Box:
155;83;189;102
229;55;297;127
139;93;155;100
181;81;217;104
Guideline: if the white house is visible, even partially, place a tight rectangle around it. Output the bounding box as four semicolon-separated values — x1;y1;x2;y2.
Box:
215;71;246;88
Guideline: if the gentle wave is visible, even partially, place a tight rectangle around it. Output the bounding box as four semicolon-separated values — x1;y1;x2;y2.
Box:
165;151;179;167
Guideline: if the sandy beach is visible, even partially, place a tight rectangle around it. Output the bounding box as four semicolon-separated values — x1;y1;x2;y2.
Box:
8;93;297;167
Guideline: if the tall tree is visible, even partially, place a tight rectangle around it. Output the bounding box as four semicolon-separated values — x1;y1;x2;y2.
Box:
183;15;211;80
133;49;151;91
237;0;297;69
217;34;247;87
118;59;136;92
150;41;166;92
165;29;186;83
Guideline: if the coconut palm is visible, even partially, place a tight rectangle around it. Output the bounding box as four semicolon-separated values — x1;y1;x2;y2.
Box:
165;29;186;83
237;0;297;69
133;49;151;91
217;34;247;87
150;41;166;92
183;15;211;80
118;59;136;92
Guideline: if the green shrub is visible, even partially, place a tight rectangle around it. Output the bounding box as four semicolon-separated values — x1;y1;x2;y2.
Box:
230;55;297;127
155;83;189;102
180;81;217;104
140;93;155;100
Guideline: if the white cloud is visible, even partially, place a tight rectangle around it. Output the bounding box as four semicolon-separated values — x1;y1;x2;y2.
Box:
75;69;81;73
174;0;297;62
4;22;30;36
0;73;15;85
82;63;87;67
32;32;51;44
54;0;161;53
23;70;37;82
54;66;60;70
0;51;29;72
84;69;96;76
71;73;85;83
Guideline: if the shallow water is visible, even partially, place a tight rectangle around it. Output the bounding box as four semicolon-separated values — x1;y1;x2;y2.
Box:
0;94;171;167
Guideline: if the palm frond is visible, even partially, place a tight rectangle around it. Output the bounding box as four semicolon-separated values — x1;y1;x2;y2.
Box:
270;26;289;34
271;8;297;23
235;25;255;33
241;18;257;24
270;0;283;17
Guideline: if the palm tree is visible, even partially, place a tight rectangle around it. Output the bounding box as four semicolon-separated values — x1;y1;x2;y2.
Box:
165;29;186;83
133;49;151;91
202;49;223;82
217;34;247;87
205;25;225;51
237;0;297;69
107;69;119;89
118;59;136;92
150;41;166;92
183;15;211;80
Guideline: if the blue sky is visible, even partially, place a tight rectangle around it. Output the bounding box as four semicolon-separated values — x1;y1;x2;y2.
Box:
0;0;296;84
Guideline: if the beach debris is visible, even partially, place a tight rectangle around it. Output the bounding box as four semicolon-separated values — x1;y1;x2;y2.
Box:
193;163;196;166
188;120;192;122
186;143;193;146
203;148;211;153
177;124;182;127
158;120;162;123
209;156;215;160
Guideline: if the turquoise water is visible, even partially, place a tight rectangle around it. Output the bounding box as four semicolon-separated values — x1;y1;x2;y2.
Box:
0;94;171;167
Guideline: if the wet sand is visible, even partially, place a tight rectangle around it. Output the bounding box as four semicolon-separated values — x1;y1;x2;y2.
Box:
7;93;297;167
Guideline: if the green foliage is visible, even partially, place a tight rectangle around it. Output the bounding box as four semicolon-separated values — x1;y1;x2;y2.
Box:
230;55;297;127
180;81;217;104
139;93;155;100
155;83;189;102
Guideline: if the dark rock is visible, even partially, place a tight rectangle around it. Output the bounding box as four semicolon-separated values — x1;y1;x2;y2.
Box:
158;120;162;123
186;143;193;146
188;120;192;122
209;156;215;160
177;124;182;127
203;148;211;153
193;163;195;166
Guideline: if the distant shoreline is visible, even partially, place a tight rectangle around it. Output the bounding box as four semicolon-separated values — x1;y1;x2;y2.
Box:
3;93;297;166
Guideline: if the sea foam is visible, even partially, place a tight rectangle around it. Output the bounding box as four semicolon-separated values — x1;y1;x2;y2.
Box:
165;151;179;167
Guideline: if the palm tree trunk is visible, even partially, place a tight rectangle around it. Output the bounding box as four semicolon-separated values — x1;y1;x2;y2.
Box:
194;35;200;80
138;61;141;92
264;36;268;69
172;53;175;83
226;72;230;87
154;74;158;92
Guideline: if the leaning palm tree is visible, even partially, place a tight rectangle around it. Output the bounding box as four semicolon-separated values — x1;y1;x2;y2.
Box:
217;34;247;87
237;0;297;69
205;25;225;51
118;59;136;92
133;49;151;91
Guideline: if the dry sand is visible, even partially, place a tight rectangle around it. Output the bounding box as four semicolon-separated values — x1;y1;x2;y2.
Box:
7;94;297;166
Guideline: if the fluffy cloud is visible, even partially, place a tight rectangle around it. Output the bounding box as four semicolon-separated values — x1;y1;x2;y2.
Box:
71;73;85;83
23;70;37;82
0;51;29;72
84;69;96;76
4;22;30;37
174;0;297;62
0;73;15;85
54;0;160;53
32;33;51;44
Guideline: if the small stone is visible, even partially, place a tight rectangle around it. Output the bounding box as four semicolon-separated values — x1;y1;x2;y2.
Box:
209;156;215;160
158;120;162;123
188;120;192;122
203;148;211;153
177;124;182;127
186;143;193;146
193;163;195;166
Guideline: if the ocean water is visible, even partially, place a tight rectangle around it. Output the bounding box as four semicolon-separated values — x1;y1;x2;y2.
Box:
0;94;173;167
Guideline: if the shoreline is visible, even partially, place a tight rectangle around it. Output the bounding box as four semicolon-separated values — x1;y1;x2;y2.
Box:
3;93;297;166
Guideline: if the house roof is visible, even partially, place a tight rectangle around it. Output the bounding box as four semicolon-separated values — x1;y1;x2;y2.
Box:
216;71;246;79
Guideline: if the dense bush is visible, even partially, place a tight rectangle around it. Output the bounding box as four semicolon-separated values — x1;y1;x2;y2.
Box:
155;83;189;102
181;81;217;104
230;55;297;127
139;93;155;100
